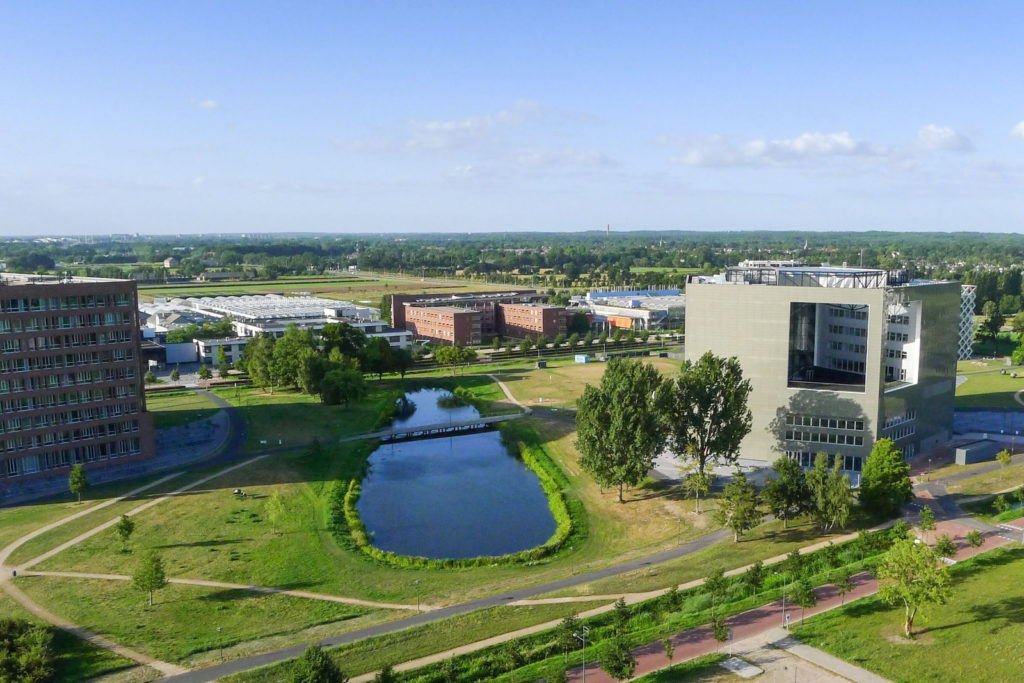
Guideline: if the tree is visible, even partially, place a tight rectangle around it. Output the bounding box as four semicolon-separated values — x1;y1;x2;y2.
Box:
567;333;580;347
710;613;730;646
994;494;1010;514
583;331;595;346
378;294;392;325
361;337;394;379
292;644;348;683
434;345;462;376
966;529;984;548
115;514;135;552
1012;343;1024;366
743;560;766;597
658;352;753;513
982;300;1005;348
144;369;157;384
761;456;810;528
789;579;817;624
715;471;762;541
296;347;325;396
662;638;675;664
216;345;228;369
243;334;277;390
575;358;666;502
890;519;911;541
501;640;525;676
599;637;636;682
934;533;957;558
877;538;952;637
373;664;398;683
919;506;936;531
1012;311;1024;340
392;348;415;379
492;336;501;350
320;368;366;406
265;492;286;534
68;464;88;503
536;334;549;349
805;453;853;532
611;597;630;635
835;570;854;604
703;566;728;606
859;438;913;518
598;330;608;345
133;551;168;606
997;449;1012;467
458;346;478;373
274;324;316;387
170;367;180;381
197;364;212;380
556;614;579;663
553;333;566;348
518;338;533;354
568;312;590;335
320;322;367;358
0;618;55;682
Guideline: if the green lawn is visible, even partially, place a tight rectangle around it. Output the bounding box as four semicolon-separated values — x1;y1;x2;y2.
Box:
147;390;221;429
633;654;729;681
954;368;1024;408
224;601;611;682
957;358;1010;374
0;586;146;682
14;575;380;667
793;545;1024;683
946;460;1024;495
213;385;398;452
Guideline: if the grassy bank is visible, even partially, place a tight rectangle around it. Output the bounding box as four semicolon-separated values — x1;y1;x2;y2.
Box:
793;545;1024;682
148;390;220;429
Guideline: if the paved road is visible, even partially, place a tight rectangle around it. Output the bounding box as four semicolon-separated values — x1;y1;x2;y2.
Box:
164;529;731;682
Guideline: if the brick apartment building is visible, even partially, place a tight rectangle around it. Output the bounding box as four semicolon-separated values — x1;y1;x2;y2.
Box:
0;274;154;491
403;306;482;345
496;303;568;339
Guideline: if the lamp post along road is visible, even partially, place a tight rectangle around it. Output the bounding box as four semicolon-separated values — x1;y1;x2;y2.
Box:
573;625;589;683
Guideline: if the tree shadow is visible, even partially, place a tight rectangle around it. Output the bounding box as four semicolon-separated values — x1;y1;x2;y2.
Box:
153;538;252;549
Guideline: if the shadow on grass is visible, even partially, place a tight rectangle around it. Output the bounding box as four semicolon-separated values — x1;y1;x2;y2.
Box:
153;538;253;549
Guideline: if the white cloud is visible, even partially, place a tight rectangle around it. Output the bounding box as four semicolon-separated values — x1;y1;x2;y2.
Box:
514;146;616;168
195;100;219;110
663;131;887;168
1011;121;1024;139
191;176;205;186
917;124;972;151
339;100;544;155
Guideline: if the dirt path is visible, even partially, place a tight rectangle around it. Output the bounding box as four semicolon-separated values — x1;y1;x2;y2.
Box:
487;373;533;413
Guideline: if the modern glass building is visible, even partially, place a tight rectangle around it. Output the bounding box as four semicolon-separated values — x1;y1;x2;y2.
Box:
685;265;961;483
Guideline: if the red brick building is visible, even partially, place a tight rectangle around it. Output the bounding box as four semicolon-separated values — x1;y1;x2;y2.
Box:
0;274;154;491
404;306;482;345
496;303;568;339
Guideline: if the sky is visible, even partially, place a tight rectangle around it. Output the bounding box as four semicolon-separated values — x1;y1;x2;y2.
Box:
2;1;1024;235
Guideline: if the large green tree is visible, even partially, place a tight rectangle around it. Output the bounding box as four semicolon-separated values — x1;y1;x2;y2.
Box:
242;334;277;390
320;368;366;406
361;337;394;379
273;324;316;388
320;322;367;358
657;352;752;512
877;538;952;637
599;637;637;681
805;452;853;532
859;438;913;518
575;358;666;502
761;456;810;528
292;644;348;683
0;619;54;682
714;471;762;541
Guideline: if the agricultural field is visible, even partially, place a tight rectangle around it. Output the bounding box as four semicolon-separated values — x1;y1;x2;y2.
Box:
136;274;512;304
793;546;1024;683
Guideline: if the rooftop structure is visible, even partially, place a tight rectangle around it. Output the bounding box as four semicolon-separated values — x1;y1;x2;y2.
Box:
185;294;376;321
580;289;686;330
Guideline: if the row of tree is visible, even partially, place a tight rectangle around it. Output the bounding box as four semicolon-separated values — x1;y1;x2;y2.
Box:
238;323;414;404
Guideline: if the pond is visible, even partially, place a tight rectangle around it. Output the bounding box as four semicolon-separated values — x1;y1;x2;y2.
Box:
357;388;556;559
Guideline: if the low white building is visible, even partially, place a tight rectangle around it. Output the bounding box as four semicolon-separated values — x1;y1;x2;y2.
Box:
195;337;249;365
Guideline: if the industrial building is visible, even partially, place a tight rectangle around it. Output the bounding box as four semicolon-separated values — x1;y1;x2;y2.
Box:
578;289;687;331
0;273;154;491
182;294;412;349
404;306;483;345
685;265;964;483
496;303;568;339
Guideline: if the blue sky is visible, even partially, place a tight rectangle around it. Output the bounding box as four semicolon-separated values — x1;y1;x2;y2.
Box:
3;1;1023;235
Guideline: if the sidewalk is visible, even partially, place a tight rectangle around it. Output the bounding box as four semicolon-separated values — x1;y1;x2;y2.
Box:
567;573;879;682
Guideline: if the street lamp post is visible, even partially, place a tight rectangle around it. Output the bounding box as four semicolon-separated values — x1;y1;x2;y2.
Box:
573;625;590;682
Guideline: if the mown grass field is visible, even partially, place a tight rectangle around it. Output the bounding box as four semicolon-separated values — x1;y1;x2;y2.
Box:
147;390;221;429
946;460;1024;495
793;545;1024;683
0;586;145;682
954;367;1024;409
14;576;383;667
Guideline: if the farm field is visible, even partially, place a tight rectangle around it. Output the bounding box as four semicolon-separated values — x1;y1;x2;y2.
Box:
793;545;1024;683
